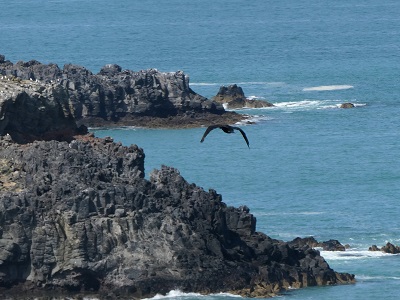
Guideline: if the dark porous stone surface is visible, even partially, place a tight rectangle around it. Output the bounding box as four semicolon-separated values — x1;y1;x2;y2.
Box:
0;55;246;128
0;75;87;143
0;134;354;299
212;84;274;109
0;54;354;299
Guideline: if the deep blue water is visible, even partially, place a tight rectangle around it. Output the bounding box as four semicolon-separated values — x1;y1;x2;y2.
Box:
1;0;400;299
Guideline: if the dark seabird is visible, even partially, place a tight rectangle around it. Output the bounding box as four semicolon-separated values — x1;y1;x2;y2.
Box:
200;124;250;148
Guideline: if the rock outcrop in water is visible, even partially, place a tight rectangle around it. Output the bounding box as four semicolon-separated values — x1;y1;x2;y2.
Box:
213;84;274;109
0;55;244;128
340;103;355;109
369;242;400;254
289;237;350;251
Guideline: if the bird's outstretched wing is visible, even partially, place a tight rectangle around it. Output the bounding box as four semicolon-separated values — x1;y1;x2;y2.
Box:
200;125;219;143
232;127;250;148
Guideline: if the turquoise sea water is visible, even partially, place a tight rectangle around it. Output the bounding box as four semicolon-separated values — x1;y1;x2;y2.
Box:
1;0;400;299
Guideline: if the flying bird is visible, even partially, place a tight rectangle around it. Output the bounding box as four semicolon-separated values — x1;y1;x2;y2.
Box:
200;124;250;148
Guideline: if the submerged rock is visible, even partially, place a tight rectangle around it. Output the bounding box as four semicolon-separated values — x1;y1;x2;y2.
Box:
340;103;355;108
289;237;348;251
0;136;354;299
369;245;380;251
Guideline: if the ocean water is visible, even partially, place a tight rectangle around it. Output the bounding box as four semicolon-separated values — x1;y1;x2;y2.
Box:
1;0;400;299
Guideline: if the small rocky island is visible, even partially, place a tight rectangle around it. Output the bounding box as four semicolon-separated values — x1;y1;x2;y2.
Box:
0;55;355;299
213;84;274;109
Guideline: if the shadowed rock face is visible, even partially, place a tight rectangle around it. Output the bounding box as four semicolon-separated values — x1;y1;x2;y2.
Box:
0;55;226;126
0;76;86;143
0;135;354;299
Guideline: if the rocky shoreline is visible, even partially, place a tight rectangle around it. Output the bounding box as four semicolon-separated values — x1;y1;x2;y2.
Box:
0;55;355;299
0;55;247;131
0;135;354;299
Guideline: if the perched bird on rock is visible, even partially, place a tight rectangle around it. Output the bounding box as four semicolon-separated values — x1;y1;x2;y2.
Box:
200;124;250;148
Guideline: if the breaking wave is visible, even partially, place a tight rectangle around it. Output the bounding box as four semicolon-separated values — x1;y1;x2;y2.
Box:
320;249;399;261
356;275;400;281
234;114;273;125
273;100;325;109
145;290;242;300
302;85;354;91
256;100;366;111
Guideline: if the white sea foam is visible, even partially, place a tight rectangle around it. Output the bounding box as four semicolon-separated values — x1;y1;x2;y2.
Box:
320;249;399;261
144;290;242;299
225;99;325;111
247;95;263;100
356;275;400;281
190;81;286;87
272;100;324;109
346;102;366;108
234;114;273;125
302;85;354;92
89;125;139;131
264;99;366;111
212;293;242;298
146;290;203;299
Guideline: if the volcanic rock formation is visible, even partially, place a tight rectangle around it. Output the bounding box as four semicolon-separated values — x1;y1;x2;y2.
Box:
0;55;243;128
369;242;400;254
0;74;86;143
0;135;354;299
212;84;274;109
0;55;355;299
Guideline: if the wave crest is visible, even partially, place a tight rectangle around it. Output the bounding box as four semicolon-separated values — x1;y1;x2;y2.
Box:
144;290;242;300
321;249;399;261
303;85;354;91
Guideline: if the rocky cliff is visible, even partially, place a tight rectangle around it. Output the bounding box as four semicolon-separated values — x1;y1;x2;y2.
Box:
0;55;244;128
0;133;354;299
0;75;87;143
0;55;354;299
